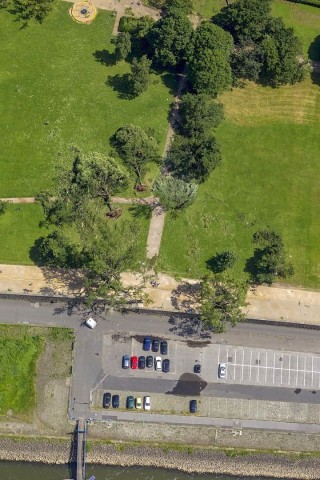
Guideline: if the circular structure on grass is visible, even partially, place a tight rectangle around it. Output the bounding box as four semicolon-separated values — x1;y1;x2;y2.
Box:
70;1;97;24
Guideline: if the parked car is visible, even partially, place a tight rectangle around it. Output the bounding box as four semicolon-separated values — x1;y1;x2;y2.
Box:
122;355;130;369
138;355;146;369
162;358;170;373
152;338;160;352
218;363;226;378
160;340;168;355
126;395;134;409
155;356;162;371
190;399;197;413
85;317;97;329
218;363;226;379
131;356;138;369
144;395;151;411
135;397;142;409
112;394;120;408
146;355;153;368
103;392;111;408
143;336;151;351
194;364;201;374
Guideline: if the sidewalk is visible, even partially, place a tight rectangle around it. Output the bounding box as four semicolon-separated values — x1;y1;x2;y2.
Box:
1;264;320;327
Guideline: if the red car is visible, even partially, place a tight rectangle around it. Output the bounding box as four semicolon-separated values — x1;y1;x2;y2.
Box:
131;356;138;369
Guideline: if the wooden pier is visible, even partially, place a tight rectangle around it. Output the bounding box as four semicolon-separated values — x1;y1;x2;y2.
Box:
76;419;87;480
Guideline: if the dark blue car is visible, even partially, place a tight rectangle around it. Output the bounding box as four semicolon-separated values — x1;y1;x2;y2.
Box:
143;336;151;351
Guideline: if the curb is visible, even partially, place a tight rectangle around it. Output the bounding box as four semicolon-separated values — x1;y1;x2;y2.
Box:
1;293;320;330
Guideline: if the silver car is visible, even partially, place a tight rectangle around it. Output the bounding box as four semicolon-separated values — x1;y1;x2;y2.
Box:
218;363;226;379
155;356;162;371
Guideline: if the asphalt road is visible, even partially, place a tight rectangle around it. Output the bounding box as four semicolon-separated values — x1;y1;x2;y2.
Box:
1;298;320;432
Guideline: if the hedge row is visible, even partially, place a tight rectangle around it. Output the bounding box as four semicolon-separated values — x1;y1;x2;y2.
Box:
285;0;320;8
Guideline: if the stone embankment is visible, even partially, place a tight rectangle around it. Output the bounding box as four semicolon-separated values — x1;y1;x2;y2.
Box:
1;437;320;479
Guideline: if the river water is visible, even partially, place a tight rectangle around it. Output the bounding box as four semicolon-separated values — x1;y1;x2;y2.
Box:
0;462;291;480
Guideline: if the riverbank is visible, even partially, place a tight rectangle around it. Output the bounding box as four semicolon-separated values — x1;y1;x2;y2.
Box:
0;436;320;479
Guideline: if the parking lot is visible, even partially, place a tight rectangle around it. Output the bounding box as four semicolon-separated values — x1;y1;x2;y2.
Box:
217;345;320;389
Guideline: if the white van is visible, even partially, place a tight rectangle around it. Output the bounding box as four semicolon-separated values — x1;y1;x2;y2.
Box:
85;317;97;329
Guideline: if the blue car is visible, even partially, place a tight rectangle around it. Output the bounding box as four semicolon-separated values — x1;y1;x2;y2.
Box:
143;336;151;351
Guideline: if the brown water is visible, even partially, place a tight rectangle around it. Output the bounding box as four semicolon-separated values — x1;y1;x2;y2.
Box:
0;462;289;480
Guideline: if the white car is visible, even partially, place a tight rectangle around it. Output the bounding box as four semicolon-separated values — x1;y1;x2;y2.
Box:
144;396;151;411
155;356;162;371
85;317;97;329
218;363;226;379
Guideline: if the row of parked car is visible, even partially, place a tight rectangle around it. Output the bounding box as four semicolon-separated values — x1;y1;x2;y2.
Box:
143;337;168;354
103;393;151;410
122;354;170;372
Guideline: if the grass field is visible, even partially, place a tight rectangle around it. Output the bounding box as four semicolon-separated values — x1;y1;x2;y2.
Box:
159;1;320;289
0;3;172;197
0;324;73;417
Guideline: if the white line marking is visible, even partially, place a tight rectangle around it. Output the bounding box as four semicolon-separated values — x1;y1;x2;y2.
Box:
273;353;275;384
265;352;268;383
311;356;314;387
249;350;253;380
234;348;237;380
218;345;221;365
304;356;307;387
241;349;244;381
288;354;291;386
296;355;299;386
257;351;260;382
280;355;283;385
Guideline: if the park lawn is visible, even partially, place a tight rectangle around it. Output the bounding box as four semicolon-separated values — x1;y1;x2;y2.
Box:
0;3;172;197
0;203;47;265
192;0;227;18
0;325;73;418
159;1;320;289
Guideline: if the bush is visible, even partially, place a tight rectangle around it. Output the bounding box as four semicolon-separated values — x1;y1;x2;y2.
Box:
118;16;138;33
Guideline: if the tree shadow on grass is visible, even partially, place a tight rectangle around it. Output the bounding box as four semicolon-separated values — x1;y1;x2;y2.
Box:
308;35;320;62
93;49;117;66
205;254;224;273
128;204;152;220
106;73;135;99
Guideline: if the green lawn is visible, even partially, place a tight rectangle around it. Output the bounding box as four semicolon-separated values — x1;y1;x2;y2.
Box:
0;3;172;197
0;325;73;417
159;1;320;289
0;204;46;264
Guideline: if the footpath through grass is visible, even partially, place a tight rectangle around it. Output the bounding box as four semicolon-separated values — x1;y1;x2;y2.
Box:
0;3;172;197
0;325;73;417
159;1;320;289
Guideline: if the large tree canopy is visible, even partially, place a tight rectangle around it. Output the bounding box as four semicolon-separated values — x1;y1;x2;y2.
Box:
167;134;222;183
178;93;224;137
200;274;246;333
215;0;272;43
187;23;233;96
249;230;294;284
130;55;152;96
112;32;131;61
148;11;193;68
11;0;55;23
111;124;160;185
261;18;304;86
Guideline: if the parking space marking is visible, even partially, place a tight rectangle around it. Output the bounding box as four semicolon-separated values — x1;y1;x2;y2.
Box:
265;352;268;383
273;353;275;384
241;349;244;381
256;351;260;382
234;349;237;380
312;357;314;387
249;350;253;380
280;356;283;385
304;356;307;387
288;354;291;386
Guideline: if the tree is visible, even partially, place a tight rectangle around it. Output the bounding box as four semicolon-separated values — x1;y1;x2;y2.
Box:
112;32;131;61
187;23;233;96
165;0;192;15
207;251;237;273
130;55;152;96
0;200;8;216
231;41;263;83
147;12;192;68
153;175;198;210
37;151;129;224
249;230;294;284
214;0;272;43
11;0;55;23
200;274;246;333
111;124;160;186
167;134;221;183
178;93;224;137
261;18;304;86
